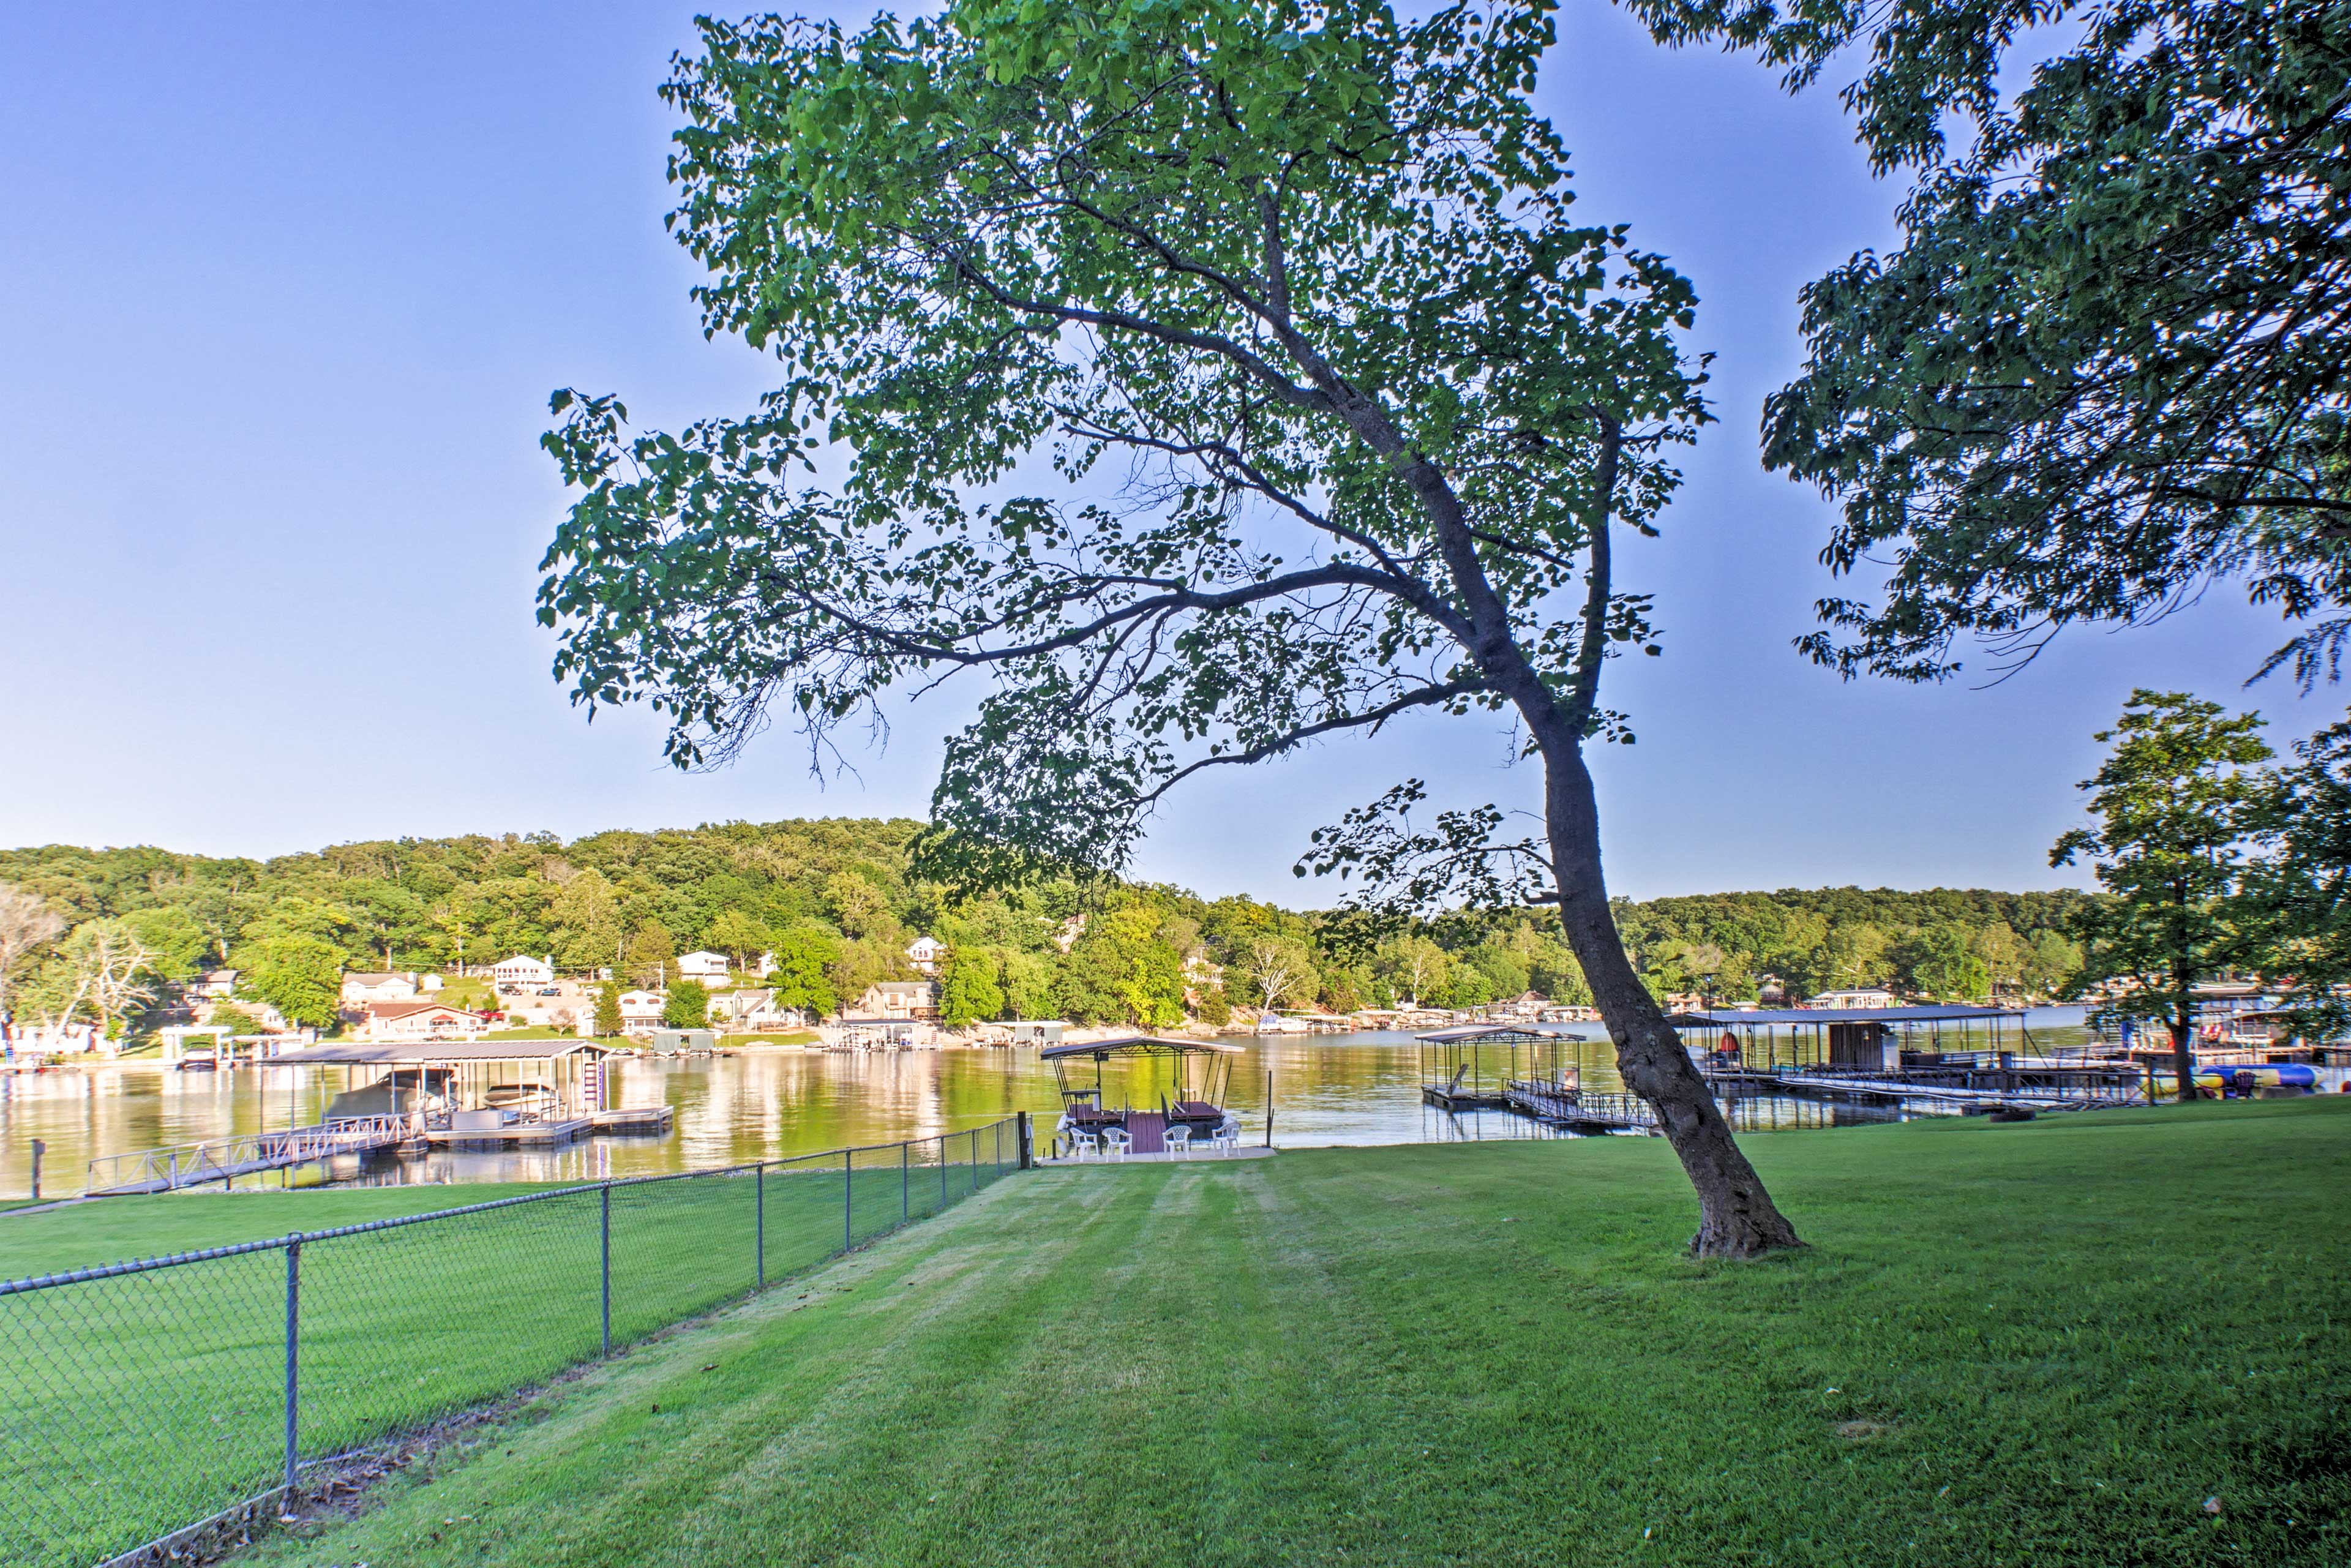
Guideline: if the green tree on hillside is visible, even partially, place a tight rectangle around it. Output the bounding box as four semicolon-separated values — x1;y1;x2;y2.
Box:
550;868;623;972
237;936;345;1030
122;906;210;983
1898;925;1991;1002
2053;691;2271;1099
998;950;1057;1021
1238;936;1318;1013
1372;935;1449;1011
662;980;711;1030
706;909;771;972
628;921;677;988
595;980;624;1038
764;926;839;1019
937;948;1007;1027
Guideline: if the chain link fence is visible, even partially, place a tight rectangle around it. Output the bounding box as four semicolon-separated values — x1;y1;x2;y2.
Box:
0;1114;1029;1566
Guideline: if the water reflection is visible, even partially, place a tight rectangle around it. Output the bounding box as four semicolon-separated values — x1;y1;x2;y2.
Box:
2;1025;1995;1196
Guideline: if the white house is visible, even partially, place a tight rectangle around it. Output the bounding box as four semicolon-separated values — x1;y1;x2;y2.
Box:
190;969;239;1000
906;936;947;974
492;955;555;987
618;989;666;1031
677;950;732;981
852;980;938;1021
362;1001;489;1043
1808;987;1897;1010
340;972;419;1010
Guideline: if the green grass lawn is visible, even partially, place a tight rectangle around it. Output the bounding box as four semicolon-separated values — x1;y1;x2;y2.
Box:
229;1100;2351;1567
0;1138;1019;1564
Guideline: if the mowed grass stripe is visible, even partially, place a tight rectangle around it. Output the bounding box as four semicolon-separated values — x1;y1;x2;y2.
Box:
242;1100;2350;1567
2;1155;1011;1564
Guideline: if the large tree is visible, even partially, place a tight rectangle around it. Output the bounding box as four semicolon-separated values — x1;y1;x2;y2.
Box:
540;0;1801;1252
2239;711;2351;1037
0;883;65;1022
2052;691;2272;1098
1635;0;2351;683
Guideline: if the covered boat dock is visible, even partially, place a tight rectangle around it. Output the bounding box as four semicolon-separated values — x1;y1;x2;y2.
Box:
1041;1035;1252;1158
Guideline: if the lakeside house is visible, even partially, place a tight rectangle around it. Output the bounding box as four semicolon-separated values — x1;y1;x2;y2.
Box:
1808;986;1897;1010
618;989;666;1032
906;936;947;974
677;950;732;981
492;954;556;988
340;972;419;1010
362;1001;490;1043
189;968;239;1000
853;980;939;1021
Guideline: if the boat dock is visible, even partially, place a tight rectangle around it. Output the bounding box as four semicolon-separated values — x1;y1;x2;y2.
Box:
84;1115;415;1195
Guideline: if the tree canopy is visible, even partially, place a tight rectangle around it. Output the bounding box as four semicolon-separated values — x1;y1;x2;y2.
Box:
1636;0;2351;683
534;0;1819;1253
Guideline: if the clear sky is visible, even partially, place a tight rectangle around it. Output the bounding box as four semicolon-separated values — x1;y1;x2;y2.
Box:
0;1;2328;902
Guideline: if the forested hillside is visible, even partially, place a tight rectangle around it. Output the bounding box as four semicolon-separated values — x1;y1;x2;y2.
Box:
0;821;2088;1036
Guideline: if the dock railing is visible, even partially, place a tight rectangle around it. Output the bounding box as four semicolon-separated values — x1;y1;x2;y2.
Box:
0;1112;1029;1567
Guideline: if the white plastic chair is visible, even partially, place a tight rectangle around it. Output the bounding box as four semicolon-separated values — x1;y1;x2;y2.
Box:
1165;1125;1192;1158
1068;1129;1101;1161
1101;1127;1132;1161
1213;1117;1242;1152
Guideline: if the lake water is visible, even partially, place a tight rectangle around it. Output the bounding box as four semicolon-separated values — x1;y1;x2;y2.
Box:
0;1010;2088;1198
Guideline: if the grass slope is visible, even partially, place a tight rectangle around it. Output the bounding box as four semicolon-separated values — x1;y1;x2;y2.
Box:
2;1142;1016;1564
240;1100;2350;1567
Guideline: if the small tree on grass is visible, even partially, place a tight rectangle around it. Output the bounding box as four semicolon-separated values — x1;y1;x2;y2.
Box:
595;979;624;1037
2052;691;2271;1100
540;0;1799;1253
662;979;711;1030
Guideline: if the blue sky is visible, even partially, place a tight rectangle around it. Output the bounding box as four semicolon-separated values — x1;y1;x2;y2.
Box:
0;1;2328;902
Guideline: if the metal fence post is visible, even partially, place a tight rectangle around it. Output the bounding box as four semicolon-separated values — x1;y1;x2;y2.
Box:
900;1139;909;1224
755;1162;766;1289
843;1147;853;1252
970;1129;980;1193
599;1184;612;1357
1016;1110;1031;1170
283;1236;301;1501
940;1135;948;1206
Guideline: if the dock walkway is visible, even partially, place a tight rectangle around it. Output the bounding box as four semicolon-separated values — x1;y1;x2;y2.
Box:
84;1115;414;1195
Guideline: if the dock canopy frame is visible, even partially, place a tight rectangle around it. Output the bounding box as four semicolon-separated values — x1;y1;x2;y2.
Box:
1415;1022;1593;1109
1038;1035;1242;1114
1667;1006;2031;1073
266;1038;618;1125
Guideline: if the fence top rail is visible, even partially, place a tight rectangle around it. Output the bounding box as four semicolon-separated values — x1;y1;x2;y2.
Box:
5;1112;1027;1296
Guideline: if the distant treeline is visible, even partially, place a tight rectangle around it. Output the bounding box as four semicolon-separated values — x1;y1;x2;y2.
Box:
0;822;2090;1035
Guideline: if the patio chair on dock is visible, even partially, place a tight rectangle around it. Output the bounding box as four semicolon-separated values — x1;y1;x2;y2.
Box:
1212;1116;1242;1152
1067;1128;1101;1161
1101;1127;1132;1161
1165;1125;1192;1158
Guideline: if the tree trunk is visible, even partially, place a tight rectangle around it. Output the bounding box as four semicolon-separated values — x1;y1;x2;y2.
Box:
1543;741;1803;1258
2172;959;2198;1102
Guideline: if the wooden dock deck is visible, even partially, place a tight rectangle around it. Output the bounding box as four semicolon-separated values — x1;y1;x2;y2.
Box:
592;1105;675;1135
1422;1084;1511;1111
425;1117;593;1149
